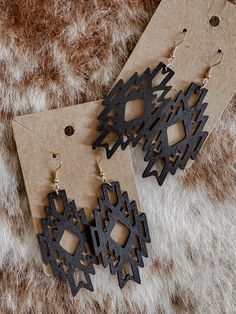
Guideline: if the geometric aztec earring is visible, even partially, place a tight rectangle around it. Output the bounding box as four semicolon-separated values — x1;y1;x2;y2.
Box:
141;49;223;185
142;49;224;184
90;156;151;288
92;30;187;159
142;82;209;185
92;62;174;158
140;31;210;185
37;153;96;296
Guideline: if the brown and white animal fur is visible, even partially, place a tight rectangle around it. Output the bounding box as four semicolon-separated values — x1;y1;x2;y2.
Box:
0;1;235;313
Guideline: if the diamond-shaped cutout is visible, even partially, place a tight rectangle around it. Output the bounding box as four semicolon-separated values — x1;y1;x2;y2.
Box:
125;99;145;122
111;221;130;247
167;121;185;146
60;229;80;255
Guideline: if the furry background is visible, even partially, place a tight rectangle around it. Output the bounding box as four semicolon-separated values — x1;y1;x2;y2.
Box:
0;0;235;313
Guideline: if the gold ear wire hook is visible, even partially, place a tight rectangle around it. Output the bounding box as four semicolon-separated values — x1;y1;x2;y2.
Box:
167;29;187;68
52;153;62;194
202;49;224;87
96;154;112;186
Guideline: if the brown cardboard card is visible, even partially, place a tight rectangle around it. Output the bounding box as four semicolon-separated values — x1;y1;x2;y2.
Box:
12;100;140;275
112;0;236;167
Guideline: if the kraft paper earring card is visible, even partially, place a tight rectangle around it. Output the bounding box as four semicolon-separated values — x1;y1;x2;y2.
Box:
115;0;236;143
93;0;236;184
12;101;140;276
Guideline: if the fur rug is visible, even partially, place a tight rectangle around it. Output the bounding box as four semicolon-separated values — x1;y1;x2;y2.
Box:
0;1;235;313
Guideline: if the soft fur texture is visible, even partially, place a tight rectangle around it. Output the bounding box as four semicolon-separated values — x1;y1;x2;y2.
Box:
0;1;235;313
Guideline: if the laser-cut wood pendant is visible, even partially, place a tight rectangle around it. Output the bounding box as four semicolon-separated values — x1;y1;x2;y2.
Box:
142;82;208;185
90;181;151;288
37;190;96;296
92;62;174;158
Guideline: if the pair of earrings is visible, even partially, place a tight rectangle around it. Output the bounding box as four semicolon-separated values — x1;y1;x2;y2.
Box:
37;153;150;296
92;29;224;186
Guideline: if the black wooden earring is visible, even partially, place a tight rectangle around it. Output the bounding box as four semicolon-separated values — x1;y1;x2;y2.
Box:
92;29;188;159
37;153;96;296
141;49;224;185
142;82;208;185
90;155;151;288
92;62;174;158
